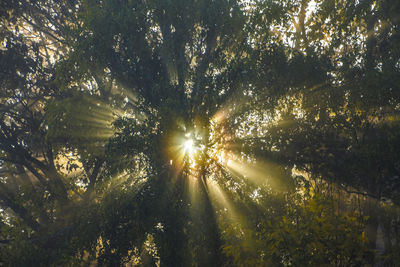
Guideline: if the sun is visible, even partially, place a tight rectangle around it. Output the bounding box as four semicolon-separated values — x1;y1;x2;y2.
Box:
184;138;196;155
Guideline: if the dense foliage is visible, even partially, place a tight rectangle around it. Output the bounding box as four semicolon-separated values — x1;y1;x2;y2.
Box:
1;0;399;266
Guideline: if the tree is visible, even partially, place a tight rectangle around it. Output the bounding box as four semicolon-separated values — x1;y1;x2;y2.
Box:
0;0;399;266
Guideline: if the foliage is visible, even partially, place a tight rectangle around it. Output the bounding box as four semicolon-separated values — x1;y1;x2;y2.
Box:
221;193;370;266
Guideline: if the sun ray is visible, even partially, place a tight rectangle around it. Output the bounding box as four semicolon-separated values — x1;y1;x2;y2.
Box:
205;178;238;220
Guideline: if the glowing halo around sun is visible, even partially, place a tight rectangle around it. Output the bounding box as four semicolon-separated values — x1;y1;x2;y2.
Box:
181;134;200;170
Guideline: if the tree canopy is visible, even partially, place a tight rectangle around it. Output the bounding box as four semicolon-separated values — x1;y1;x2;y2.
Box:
1;0;400;266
